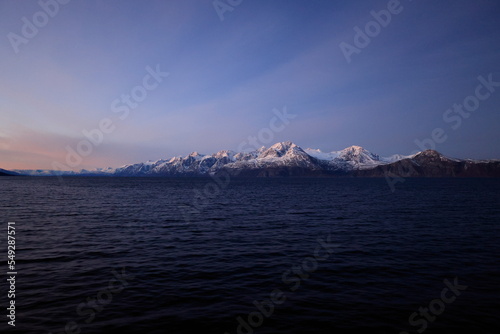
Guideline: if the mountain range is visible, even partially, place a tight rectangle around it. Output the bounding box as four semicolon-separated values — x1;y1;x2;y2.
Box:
0;168;20;176
5;141;500;177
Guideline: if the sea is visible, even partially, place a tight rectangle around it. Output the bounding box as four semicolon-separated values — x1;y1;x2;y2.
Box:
1;177;499;334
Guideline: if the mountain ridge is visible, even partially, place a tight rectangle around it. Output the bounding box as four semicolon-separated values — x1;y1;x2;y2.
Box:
6;142;500;177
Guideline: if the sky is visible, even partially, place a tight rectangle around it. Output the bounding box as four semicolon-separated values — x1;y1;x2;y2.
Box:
0;0;499;171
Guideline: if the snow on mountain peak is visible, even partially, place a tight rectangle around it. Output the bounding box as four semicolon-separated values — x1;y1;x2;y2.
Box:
213;150;236;160
340;145;369;155
259;141;304;159
346;145;363;151
338;145;380;164
269;141;298;151
187;152;205;160
305;145;394;169
304;148;340;161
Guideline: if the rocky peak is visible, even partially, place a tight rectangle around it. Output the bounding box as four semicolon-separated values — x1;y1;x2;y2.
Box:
259;141;304;159
338;145;380;164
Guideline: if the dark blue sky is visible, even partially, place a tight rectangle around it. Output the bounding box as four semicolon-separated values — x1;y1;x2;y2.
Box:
1;0;499;170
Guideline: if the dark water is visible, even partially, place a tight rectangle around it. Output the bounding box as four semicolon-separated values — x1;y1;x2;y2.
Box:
1;177;499;334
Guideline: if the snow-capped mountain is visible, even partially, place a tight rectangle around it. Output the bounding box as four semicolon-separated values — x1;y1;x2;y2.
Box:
305;145;401;170
338;146;381;165
109;141;396;177
305;145;418;168
8;142;500;177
